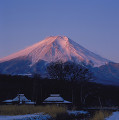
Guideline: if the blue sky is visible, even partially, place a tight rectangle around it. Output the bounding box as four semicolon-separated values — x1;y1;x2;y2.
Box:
0;0;119;62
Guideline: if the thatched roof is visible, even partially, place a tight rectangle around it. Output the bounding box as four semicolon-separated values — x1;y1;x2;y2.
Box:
43;94;72;104
12;94;30;102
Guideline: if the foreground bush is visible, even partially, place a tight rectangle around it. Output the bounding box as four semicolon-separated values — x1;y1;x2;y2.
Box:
90;110;112;120
0;105;67;117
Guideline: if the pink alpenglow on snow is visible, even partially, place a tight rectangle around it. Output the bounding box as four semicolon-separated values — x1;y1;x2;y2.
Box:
0;36;110;67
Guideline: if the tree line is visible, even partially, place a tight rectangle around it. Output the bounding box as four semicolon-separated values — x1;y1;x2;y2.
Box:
0;62;119;107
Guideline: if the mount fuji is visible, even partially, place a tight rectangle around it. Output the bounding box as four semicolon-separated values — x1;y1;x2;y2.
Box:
0;36;109;67
0;36;119;85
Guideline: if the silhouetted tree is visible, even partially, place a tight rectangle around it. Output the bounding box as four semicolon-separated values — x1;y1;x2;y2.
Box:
32;74;43;104
47;61;93;105
47;61;65;80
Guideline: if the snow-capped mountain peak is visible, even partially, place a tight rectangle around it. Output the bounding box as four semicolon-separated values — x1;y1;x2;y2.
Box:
0;36;110;67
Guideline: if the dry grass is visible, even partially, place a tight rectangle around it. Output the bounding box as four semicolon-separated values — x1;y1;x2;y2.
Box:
0;105;67;117
90;110;112;120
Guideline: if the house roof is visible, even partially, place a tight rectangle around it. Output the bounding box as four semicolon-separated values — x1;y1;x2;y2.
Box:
44;94;64;102
12;94;29;102
3;99;13;103
43;94;72;104
43;100;72;104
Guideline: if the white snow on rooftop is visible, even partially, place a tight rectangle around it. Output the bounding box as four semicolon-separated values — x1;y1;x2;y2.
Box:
2;100;12;103
50;94;60;97
43;94;72;104
12;94;30;102
44;94;64;102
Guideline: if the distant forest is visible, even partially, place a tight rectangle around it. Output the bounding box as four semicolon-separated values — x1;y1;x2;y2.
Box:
0;74;119;107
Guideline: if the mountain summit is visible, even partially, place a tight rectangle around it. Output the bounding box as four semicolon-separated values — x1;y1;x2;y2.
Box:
0;36;109;67
1;36;119;85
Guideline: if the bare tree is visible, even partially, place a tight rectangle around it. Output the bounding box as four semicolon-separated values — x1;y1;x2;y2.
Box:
47;61;65;80
47;61;93;105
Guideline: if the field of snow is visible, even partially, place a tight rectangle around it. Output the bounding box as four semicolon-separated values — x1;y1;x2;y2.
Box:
0;110;89;120
0;113;51;120
105;111;119;120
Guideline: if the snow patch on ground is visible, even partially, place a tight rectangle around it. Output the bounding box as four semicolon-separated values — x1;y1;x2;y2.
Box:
0;113;51;120
105;111;119;120
67;110;88;116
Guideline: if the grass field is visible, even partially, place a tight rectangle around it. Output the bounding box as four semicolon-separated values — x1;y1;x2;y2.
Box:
0;105;113;120
0;105;67;117
90;110;112;120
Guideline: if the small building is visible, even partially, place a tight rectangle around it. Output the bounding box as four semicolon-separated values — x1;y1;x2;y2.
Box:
3;94;36;105
43;94;72;105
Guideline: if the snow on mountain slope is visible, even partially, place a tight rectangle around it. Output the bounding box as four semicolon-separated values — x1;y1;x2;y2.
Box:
0;36;110;67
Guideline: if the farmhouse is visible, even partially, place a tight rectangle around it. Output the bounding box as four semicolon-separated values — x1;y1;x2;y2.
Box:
43;94;72;105
3;94;35;105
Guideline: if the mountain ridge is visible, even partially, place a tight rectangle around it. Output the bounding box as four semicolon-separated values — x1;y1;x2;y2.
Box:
0;36;119;85
0;36;110;67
